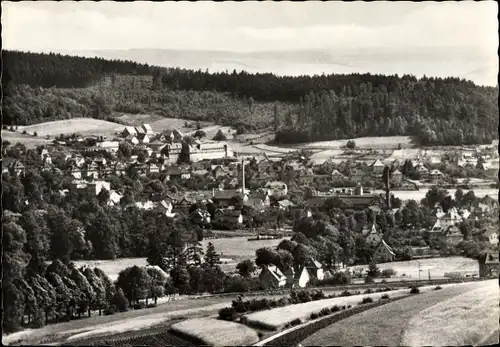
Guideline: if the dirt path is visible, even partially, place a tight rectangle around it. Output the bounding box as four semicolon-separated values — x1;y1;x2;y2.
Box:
300;281;489;346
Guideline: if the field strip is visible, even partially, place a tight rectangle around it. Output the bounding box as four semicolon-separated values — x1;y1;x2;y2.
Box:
170;317;259;346
299;280;492;346
401;281;499;346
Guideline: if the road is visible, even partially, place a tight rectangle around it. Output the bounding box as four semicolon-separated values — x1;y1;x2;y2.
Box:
300;281;489;346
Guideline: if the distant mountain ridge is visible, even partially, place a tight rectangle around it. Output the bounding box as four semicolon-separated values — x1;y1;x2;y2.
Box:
50;47;497;86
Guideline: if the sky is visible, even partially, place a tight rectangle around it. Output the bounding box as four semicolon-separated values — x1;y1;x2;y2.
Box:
2;1;498;85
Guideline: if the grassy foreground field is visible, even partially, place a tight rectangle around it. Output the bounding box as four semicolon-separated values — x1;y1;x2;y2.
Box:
2;130;51;148
300;280;495;346
401;283;499;346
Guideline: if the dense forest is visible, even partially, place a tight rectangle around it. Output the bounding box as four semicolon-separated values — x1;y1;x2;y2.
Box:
2;50;498;145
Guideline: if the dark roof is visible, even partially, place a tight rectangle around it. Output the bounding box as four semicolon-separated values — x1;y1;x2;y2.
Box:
213;190;240;200
306;197;327;207
215;209;242;217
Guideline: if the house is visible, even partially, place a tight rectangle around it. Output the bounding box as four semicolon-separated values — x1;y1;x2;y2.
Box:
163;143;183;163
70;166;82;179
134;199;175;217
190;208;211;226
349;167;365;182
304;257;324;281
213;209;244;226
212;190;248;208
213;165;229;178
96;141;120;153
3;159;25;176
148;140;166;152
164;166;191;180
259;265;287;289
363;223;383;247
484;227;499;246
140;123;154;135
227;177;239;188
189;141;234;162
264;181;288;197
147;163;160;174
244;197;266;211
113;162;127;177
416;164;429;179
331;169;346;180
479;249;499;278
107;190;123;206
293;266;311;288
175;196;195;212
84;162;100;179
137;133;150;144
173;129;184;142
126;135;139;145
372;240;395;263
371;159;385;176
429;169;444;182
391;169;403;184
277;199;297;210
122;126;137;138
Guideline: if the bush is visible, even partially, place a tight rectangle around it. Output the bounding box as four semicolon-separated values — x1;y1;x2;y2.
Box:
103;305;116;316
257;331;264;339
22;130;27;134
310;312;319;320
346;305;352;309
33;131;38;136
381;268;397;278
364;276;375;284
310;290;326;301
381;279;387;283
218;307;237;321
346;140;356;149
341;305;346;310
339;290;352;297
381;294;390;300
434;286;442;291
410;286;420;294
331;305;340;312
289;289;312;304
319;307;331;316
364;288;374;294
290;318;302;326
359;297;374;305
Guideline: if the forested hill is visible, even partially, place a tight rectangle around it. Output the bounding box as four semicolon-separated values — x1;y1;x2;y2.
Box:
3;50;498;146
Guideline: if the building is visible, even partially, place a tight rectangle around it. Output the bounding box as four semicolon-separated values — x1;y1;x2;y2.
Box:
484;227;499;246
137;133;150;144
213;209;244;226
391;169;403;184
212;190;248;208
264;181;288;197
96;141;120;153
190;208;211;227
189;141;234;162
164;166;191;180
277;199;297;210
259;265;287;289
371;159;385;176
70;180;110;196
163;143;183;163
363;223;383;247
429;169;444;182
479;249;499;278
372;240;395;263
293;266;311;288
122;126;137;138
3;159;25;176
304;257;324;281
331;169;346;180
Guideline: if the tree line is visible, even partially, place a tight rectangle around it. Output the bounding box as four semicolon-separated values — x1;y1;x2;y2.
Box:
3;50;497;146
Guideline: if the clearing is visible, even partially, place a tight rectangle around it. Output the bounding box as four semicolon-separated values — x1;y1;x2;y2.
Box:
300;280;494;346
16;118;124;137
170;317;259;346
402;283;499;346
71;237;290;280
297;136;416;150
348;257;479;280
2;131;51;148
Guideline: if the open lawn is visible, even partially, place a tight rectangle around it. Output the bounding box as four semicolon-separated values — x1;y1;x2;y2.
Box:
16;118;124;137
242;288;413;331
348;257;479;280
401;282;499;346
71;237;290;280
300;280;493;346
170;317;259;347
297;136;416;150
2;130;51;148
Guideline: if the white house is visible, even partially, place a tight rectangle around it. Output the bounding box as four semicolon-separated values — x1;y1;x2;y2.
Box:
485;227;499;246
122;126;137;138
305;257;324;281
259;265;287;289
96;141;120;153
294;266;311;288
371;159;385;176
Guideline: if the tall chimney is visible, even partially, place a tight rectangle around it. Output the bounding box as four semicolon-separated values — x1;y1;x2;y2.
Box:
242;160;245;194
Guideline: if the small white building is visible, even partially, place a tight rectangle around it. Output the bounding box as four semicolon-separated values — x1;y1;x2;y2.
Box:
259;265;287;289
